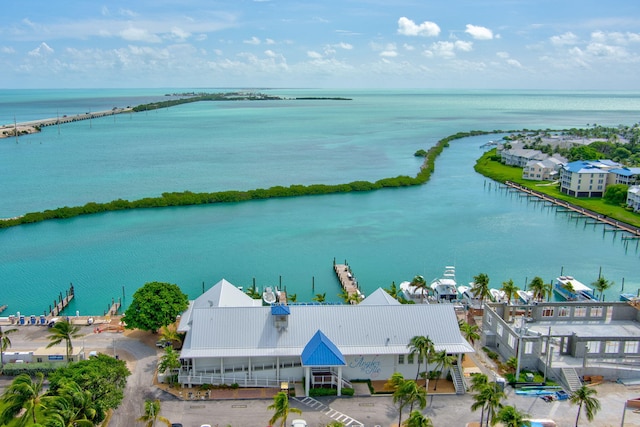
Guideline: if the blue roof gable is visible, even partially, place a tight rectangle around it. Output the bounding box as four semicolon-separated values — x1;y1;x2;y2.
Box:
301;330;346;366
270;304;290;315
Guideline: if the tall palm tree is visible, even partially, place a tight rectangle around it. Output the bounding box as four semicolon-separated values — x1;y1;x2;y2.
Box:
500;279;519;305
494;405;530;427
469;374;489;426
0;325;18;370
471;273;491;306
541;282;553;302
408;335;435;387
158;347;181;386
268;391;302;427
410;275;429;303
403;410;434;427
592;276;612;301
384;281;399;299
338;287;351;303
0;372;46;425
459;321;480;346
570;385;601;426
159;324;183;347
47;319;82;363
137;399;171;427
528;277;545;301
393;379;426;427
287;293;297;303
245;283;261;299
430;350;455;391
484;383;506;427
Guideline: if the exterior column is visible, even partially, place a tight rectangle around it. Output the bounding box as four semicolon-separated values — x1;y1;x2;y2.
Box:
276;356;280;382
304;367;310;397
221;358;224;384
337;366;343;397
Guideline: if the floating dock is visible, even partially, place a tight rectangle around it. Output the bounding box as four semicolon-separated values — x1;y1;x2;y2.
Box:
333;260;364;304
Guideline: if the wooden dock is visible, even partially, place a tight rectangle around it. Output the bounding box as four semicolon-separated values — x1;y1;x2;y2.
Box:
105;297;122;316
0;305;7;314
278;291;288;304
47;283;75;317
333;261;363;304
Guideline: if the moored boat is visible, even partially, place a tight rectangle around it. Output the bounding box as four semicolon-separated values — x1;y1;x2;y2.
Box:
262;286;278;305
553;276;596;301
399;277;431;303
489;288;506;303
517;290;534;304
430;266;458;302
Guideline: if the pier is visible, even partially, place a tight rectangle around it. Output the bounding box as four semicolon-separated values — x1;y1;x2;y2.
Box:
47;283;75;317
333;260;363;304
0;305;6;314
503;181;640;238
105;297;122;316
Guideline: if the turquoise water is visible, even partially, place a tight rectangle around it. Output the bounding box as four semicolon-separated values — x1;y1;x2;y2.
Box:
1;89;639;316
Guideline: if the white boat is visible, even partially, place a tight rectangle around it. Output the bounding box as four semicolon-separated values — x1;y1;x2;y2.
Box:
262;287;278;305
399;277;431;303
489;288;506;303
461;284;484;310
430;266;458;302
553;276;596;301
517;290;534;304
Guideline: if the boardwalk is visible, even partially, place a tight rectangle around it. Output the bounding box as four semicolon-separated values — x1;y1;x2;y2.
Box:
504;181;640;237
333;262;363;304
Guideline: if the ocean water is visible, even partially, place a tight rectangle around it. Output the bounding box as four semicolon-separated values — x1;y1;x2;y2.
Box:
1;89;639;316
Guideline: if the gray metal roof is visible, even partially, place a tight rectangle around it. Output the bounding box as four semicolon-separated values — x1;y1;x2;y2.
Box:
180;303;474;359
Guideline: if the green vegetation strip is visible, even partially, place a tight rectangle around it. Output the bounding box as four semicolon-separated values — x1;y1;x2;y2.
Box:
474;149;640;228
0;130;494;229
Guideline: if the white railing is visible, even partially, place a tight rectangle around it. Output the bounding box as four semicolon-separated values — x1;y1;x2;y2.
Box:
311;373;353;389
178;371;294;388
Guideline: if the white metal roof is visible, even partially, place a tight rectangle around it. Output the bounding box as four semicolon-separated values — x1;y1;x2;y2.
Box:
180;302;474;359
359;287;401;305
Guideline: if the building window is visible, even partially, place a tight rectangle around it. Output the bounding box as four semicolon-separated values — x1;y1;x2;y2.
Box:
398;354;405;365
486;315;492;325
624;341;639;354
524;341;533;354
497;324;503;337
587;341;601;354
542;308;554;317
574;306;586;317
605;341;619;354
408;354;414;364
590;306;604;317
508;334;515;349
558;306;570;317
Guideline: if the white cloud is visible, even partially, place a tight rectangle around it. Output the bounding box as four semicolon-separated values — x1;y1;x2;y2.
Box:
496;51;509;59
455;40;473;52
307;51;323;59
506;59;522;68
397;17;440;37
120;27;162;43
28;42;54;56
265;38;275;45
465;24;493;40
403;43;415;51
550;32;578;46
429;40;472;58
335;42;353;50
170;27;191;42
380;50;398;58
1;46;15;54
585;42;627;58
244;36;261;45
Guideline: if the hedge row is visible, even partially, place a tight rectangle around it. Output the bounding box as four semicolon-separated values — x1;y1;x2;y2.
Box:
0;130;497;229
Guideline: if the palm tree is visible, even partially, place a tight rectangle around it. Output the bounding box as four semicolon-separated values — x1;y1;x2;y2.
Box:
245;283;261;299
403;410;434;427
410;275;429;303
158;347;181;386
494;405;530;427
44;380;97;427
338;287;350;303
159;323;183;348
268;391;302;427
385;372;405;392
0;372;46;425
500;279;519;305
469;374;489;426
46;319;82;363
541;282;553;302
430;350;455;391
459;321;480;345
570;385;601;426
592;276;613;301
472;381;505;427
0;325;18;370
287;293;297;303
471;273;491;306
384;281;399;299
312;292;326;303
137;399;171;427
393;379;426;427
528;277;546;302
408;335;435;387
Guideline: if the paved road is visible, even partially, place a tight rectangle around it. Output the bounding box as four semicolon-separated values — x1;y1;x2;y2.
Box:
2;325;640;426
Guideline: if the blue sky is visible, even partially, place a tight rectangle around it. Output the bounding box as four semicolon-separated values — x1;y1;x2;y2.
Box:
2;0;640;89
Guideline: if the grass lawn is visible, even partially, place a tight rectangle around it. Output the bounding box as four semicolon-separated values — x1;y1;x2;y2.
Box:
474;150;640;229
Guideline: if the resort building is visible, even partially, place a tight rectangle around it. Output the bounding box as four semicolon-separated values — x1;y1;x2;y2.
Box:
500;147;547;167
481;299;640;391
559;159;622;198
610;167;640;186
628;186;640;213
522;156;565;181
176;279;474;396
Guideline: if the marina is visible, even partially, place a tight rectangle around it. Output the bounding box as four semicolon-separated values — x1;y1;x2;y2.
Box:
47;283;75;317
333;260;364;304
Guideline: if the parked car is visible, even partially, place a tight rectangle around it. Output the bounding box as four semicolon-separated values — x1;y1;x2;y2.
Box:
156;339;172;348
291;420;307;427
